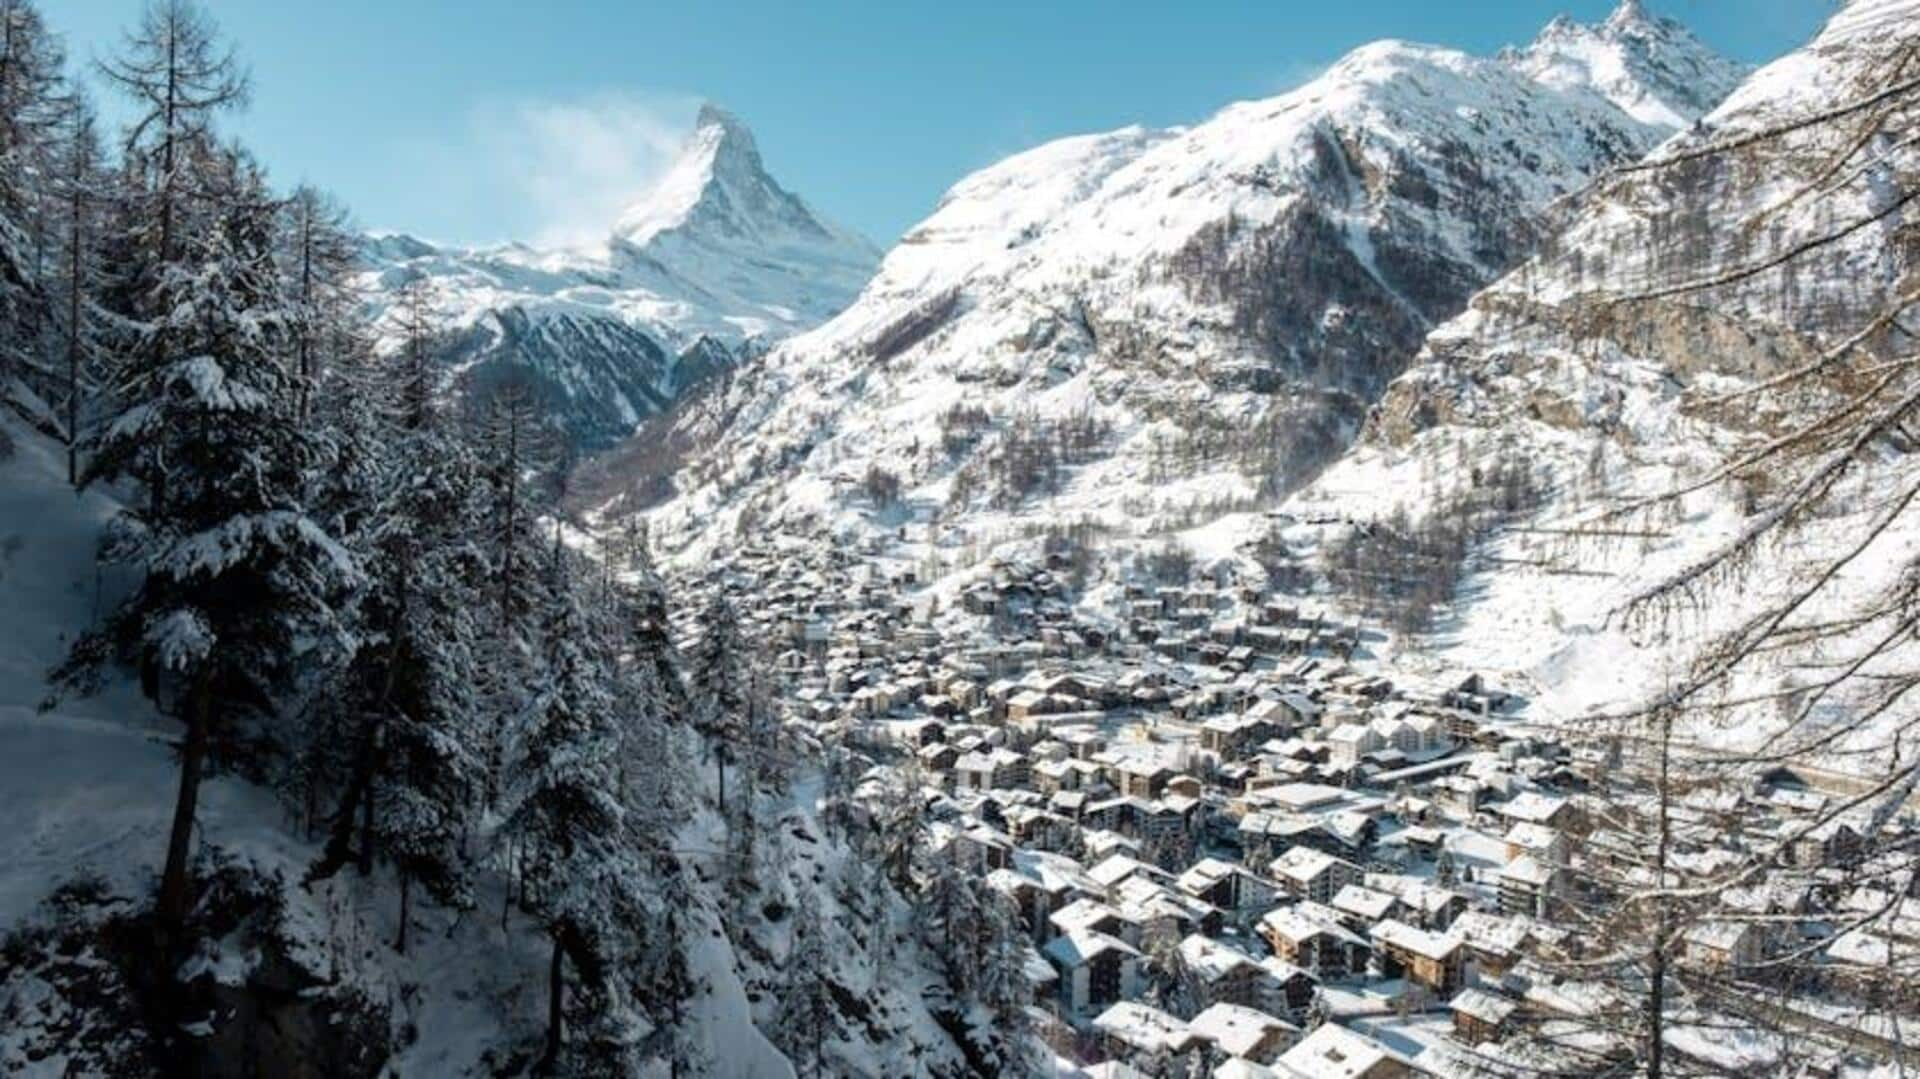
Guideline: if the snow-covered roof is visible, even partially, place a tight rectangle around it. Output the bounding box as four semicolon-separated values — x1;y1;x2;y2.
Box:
1369;918;1459;962
1276;1023;1411;1079
1498;791;1568;824
1330;884;1398;923
1188;1001;1297;1058
1450;987;1518;1026
1091;1001;1197;1055
1043;929;1140;968
1178;933;1257;983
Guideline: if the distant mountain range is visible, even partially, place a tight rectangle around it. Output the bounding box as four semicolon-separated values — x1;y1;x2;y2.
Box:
358;105;880;448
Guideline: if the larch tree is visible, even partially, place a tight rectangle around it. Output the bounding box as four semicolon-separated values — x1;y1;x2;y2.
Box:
0;0;68;417
96;0;247;269
1485;29;1920;1079
278;184;358;421
50;98;108;484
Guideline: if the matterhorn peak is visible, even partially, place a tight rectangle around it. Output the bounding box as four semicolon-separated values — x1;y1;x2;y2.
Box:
1606;0;1651;28
690;102;765;174
603;100;877;316
694;101;749;137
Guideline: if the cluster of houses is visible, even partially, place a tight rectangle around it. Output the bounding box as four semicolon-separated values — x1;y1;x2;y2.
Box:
689;537;1916;1078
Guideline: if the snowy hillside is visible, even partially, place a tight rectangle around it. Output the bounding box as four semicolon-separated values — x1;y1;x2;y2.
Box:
359;105;880;448
633;0;1741;555
1309;0;1920;765
0;415;1013;1077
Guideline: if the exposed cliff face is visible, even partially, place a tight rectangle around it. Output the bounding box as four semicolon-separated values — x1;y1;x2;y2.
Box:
632;3;1741;556
358;107;879;450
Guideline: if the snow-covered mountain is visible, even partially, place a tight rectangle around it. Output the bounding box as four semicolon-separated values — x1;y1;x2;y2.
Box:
1503;0;1742;129
632;1;1743;549
1307;0;1919;759
360;105;880;448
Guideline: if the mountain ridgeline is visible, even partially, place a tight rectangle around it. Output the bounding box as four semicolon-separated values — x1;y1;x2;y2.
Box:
623;0;1745;546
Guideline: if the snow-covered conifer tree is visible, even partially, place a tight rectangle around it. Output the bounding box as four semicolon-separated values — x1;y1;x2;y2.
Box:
687;591;749;812
497;555;644;1073
54;158;359;935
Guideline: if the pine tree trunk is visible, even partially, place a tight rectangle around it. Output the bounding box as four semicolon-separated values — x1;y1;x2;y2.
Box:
395;870;411;955
158;670;211;931
65;195;80;488
539;933;565;1073
357;764;375;876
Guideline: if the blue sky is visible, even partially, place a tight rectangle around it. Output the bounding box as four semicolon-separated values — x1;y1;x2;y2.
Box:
50;0;1829;248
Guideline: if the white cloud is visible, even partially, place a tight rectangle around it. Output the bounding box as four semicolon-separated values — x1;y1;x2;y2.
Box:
471;91;699;249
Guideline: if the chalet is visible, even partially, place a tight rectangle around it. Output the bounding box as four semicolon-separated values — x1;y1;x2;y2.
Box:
954;747;1028;792
1270;847;1364;904
1007;689;1064;723
1115;759;1173;799
1092;1001;1199;1062
1088;853;1160;898
1116;877;1217;949
1326;723;1384;766
1369;919;1464;993
1029;756;1072;795
1060;727;1107;760
1330;885;1401;932
1497;855;1559;918
1503;822;1567;867
1363;876;1468;932
1139;798;1196;844
1398;825;1446;861
1006;805;1074;849
1177;934;1265;1009
1044;930;1143;1017
1187;1002;1299;1066
1259;904;1370;980
1276;1023;1415;1079
1012;850;1103;929
1201;714;1270;758
985;869;1051;941
1254;957;1320;1021
1498;791;1572;830
1683;921;1765;970
1051;898;1136;946
1444;672;1512;715
1255;693;1320;729
1177;858;1274;915
1450;987;1518;1045
1449;910;1529;981
947;825;1014;873
1431;776;1482;816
